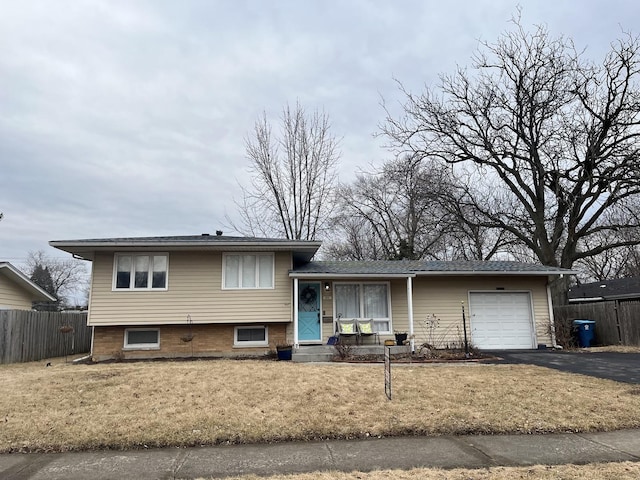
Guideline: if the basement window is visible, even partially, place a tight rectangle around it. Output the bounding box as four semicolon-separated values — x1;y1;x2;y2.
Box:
124;329;160;349
234;326;268;347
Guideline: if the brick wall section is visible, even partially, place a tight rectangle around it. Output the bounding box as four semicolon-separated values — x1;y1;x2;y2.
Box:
92;323;288;361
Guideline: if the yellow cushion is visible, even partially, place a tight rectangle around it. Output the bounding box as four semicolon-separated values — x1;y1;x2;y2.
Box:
359;322;372;334
341;323;354;333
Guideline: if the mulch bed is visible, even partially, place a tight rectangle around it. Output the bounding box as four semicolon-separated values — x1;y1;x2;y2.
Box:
334;352;499;363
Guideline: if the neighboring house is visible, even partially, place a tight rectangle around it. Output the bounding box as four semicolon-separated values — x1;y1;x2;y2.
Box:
568;277;640;303
0;262;56;310
50;234;572;361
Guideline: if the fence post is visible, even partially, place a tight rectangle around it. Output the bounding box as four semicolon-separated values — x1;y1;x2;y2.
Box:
614;300;623;344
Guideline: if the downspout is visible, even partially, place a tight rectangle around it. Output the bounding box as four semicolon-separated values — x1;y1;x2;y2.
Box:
547;281;559;348
407;276;415;353
90;326;95;359
293;277;299;349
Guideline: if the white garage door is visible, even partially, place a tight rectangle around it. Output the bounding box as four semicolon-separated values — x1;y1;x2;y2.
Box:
469;292;535;349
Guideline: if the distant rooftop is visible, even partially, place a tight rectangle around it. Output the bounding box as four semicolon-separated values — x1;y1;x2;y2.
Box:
568;277;640;302
0;262;56;302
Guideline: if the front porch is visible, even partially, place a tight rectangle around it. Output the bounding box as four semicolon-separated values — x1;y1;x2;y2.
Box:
291;275;417;350
292;344;411;363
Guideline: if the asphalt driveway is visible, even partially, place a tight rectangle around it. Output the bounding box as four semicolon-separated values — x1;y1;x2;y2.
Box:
491;350;640;384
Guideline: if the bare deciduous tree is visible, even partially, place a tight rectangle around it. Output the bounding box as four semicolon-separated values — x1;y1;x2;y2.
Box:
324;215;386;261
26;250;88;309
578;209;640;280
327;156;451;260
229;102;340;240
326;156;512;262
382;18;640;281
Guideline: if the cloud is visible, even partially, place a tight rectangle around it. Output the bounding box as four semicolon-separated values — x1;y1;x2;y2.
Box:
1;0;639;269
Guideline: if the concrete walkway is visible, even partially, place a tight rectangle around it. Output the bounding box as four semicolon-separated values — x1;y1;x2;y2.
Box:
2;430;640;479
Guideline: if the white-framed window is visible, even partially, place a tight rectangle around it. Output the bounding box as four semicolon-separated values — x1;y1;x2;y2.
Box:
124;329;160;349
114;253;168;290
223;253;274;289
334;282;392;333
234;325;268;347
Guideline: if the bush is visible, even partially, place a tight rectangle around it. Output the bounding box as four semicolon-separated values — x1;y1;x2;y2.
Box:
552;316;578;349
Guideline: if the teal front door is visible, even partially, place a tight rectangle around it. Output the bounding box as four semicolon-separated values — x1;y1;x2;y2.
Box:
298;282;322;342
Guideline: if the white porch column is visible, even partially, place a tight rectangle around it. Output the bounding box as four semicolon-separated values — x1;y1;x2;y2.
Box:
293;277;299;349
407;276;415;353
547;282;558;348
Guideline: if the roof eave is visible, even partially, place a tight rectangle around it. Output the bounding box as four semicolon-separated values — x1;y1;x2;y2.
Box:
290;268;575;278
568;296;605;303
50;239;322;261
0;263;57;302
289;272;416;279
414;270;576;276
604;293;640;301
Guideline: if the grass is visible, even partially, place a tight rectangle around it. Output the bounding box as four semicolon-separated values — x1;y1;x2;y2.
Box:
580;346;640;353
208;462;640;480
1;358;640;453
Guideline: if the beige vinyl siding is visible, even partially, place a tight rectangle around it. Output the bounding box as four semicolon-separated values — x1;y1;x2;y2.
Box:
0;274;34;310
321;283;334;339
312;275;551;347
390;279;409;334
410;276;551;348
88;251;293;326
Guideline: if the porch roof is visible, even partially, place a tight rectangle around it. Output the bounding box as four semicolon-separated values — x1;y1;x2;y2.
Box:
289;260;574;278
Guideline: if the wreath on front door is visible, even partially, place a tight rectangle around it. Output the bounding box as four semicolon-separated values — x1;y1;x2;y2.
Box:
301;286;317;305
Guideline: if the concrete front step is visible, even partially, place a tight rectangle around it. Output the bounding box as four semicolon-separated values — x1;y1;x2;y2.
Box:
292;352;335;363
292;344;411;363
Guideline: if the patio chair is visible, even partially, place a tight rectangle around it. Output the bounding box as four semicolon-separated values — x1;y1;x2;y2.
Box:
336;318;359;344
357;319;380;345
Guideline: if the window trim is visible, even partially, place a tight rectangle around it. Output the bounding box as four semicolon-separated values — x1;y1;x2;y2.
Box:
333;281;393;334
234;325;269;347
222;253;275;290
112;253;169;291
123;328;160;350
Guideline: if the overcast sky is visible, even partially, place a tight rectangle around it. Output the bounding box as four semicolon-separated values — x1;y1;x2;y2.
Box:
2;0;639;271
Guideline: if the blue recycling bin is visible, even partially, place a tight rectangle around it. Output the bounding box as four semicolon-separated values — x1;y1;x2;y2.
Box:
573;319;596;348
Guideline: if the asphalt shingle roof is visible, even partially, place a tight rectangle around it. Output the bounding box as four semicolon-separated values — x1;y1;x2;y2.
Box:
291;260;571;276
568;277;640;301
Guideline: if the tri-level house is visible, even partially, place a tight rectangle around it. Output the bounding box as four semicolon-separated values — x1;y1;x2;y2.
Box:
50;234;571;361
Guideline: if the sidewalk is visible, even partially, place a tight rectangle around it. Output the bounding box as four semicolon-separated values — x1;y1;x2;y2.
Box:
2;430;640;480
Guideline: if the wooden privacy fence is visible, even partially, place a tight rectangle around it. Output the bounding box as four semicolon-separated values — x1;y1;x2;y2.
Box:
553;300;640;346
0;310;91;364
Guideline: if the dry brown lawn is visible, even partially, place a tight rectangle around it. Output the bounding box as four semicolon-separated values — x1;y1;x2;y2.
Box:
213;462;640;480
580;346;640;353
1;358;640;453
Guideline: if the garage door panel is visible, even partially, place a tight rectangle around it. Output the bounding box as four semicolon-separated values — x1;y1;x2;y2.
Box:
469;292;534;350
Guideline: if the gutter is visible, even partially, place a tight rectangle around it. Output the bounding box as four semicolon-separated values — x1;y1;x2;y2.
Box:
289;272;417;279
568;297;605;303
413;270;577;276
49;240;322;250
